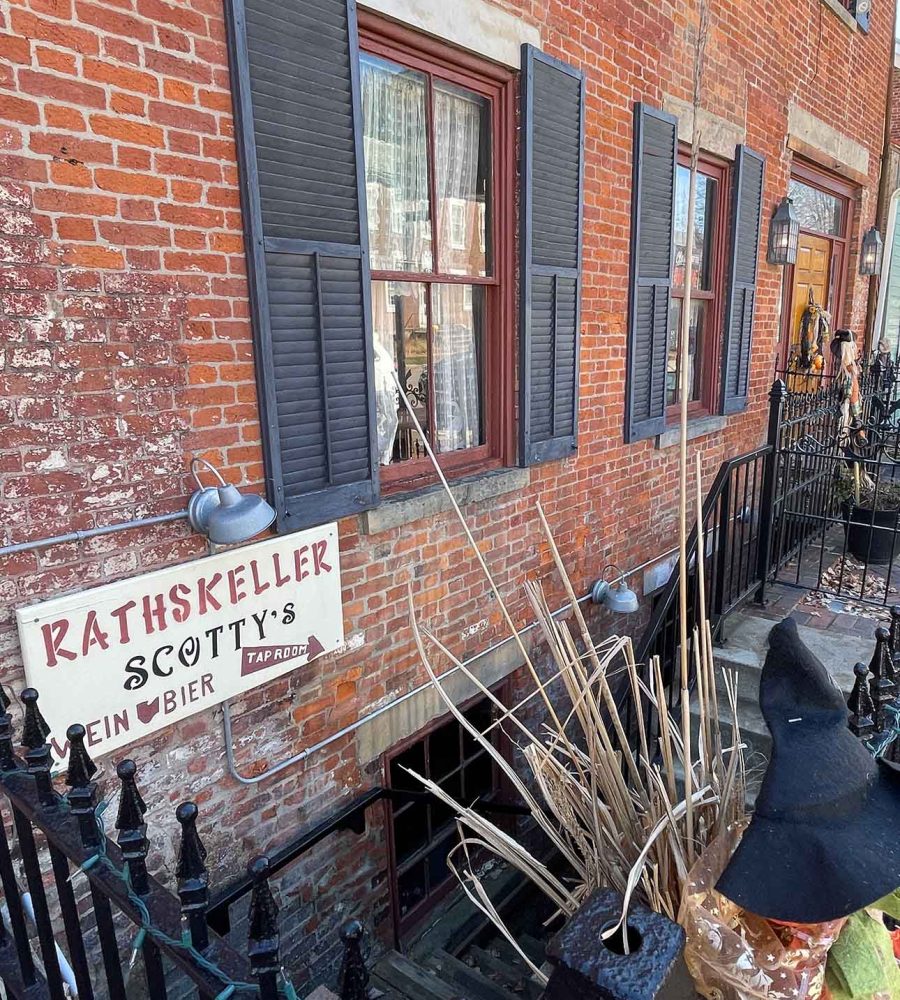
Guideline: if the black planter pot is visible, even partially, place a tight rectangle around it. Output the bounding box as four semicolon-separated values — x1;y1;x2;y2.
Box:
842;501;900;564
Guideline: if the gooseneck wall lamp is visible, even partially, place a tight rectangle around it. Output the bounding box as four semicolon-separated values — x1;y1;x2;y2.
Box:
767;197;800;266
859;226;883;276
590;565;640;614
188;457;276;545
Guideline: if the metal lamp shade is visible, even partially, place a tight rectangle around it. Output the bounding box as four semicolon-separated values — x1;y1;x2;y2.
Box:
860;226;883;276
188;484;276;544
590;578;640;614
768;197;799;266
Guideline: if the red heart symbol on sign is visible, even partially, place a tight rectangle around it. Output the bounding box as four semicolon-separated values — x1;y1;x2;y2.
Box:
136;698;160;725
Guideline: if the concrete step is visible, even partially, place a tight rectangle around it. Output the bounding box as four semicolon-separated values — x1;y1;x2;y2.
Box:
712;610;869;704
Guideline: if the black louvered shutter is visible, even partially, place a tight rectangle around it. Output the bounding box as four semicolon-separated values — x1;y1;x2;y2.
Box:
625;103;677;443
720;146;765;415
519;46;585;467
226;0;378;532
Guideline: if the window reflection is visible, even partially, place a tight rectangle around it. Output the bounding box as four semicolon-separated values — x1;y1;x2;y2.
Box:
360;55;432;272
788;179;842;237
667;298;706;407
372;281;429;464
434;80;491;275
432;284;484;452
673;165;716;291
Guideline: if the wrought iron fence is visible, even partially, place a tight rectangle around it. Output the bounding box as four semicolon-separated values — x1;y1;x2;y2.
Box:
847;615;900;764
0;682;369;1000
767;362;900;609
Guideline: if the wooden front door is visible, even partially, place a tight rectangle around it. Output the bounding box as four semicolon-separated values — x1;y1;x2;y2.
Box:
788;232;832;359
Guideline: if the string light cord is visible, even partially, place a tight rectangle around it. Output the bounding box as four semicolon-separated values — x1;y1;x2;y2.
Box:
65;802;299;1000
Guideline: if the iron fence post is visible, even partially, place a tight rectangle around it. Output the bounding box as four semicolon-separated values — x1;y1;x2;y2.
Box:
176;801;210;952
247;856;281;1000
338;919;370;1000
754;378;787;604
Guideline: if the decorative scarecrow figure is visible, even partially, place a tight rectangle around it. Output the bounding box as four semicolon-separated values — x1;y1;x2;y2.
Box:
830;329;865;446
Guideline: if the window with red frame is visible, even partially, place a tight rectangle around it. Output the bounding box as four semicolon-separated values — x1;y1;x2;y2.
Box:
359;21;513;489
666;153;729;415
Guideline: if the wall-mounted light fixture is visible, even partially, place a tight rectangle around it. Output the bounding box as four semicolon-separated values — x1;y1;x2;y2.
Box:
859;225;883;276
188;457;276;545
590;566;640;614
768;197;799;266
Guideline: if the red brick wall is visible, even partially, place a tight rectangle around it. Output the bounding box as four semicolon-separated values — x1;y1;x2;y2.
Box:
0;0;893;988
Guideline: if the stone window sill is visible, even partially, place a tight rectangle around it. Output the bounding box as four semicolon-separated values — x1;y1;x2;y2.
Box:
818;0;859;31
359;467;530;535
655;414;727;450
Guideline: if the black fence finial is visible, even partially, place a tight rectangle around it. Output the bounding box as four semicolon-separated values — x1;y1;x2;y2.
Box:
848;662;877;739
20;689;55;806
65;724;101;847
176;802;210;951
870;626;897;732
247;856;281;1000
116;760;150;895
338;919;370;1000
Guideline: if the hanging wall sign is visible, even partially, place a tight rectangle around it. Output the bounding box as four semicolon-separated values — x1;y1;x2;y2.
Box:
15;524;343;761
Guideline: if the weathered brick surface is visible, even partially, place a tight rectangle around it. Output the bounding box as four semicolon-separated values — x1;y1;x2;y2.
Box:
0;0;893;991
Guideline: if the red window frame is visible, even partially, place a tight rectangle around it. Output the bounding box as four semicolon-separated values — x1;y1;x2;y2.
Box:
358;13;517;493
667;148;730;421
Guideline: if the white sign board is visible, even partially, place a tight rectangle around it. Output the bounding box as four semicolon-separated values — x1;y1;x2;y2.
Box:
15;525;343;761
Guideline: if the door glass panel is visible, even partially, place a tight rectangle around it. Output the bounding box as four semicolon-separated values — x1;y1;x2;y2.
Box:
674;165;717;291
667;298;707;406
431;284;484;453
360;54;433;272
372;281;429;465
433;80;491;276
788;179;843;237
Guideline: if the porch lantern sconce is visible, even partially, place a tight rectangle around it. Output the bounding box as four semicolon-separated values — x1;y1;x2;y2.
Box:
768;197;799;266
859;226;883;276
188;457;276;545
590;566;640;614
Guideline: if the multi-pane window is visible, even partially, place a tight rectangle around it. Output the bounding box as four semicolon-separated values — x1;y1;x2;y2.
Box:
361;48;495;479
788;178;843;237
667;157;726;409
387;699;499;927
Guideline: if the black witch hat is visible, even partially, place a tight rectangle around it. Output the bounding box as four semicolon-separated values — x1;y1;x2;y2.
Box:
716;616;900;923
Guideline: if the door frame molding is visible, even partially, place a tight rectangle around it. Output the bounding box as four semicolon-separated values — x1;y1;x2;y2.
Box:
778;158;856;368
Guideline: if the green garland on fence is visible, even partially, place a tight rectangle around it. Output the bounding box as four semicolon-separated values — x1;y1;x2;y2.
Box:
67;800;300;1000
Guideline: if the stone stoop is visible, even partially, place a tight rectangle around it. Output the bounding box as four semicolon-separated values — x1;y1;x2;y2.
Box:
688;609;871;804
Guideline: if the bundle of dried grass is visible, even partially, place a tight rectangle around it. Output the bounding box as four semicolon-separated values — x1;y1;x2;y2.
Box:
401;488;745;978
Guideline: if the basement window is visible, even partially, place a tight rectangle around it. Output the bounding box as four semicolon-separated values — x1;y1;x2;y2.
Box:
386;695;504;930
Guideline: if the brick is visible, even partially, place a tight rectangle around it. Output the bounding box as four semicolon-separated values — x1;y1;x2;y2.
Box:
50;161;92;188
56;217;97;240
0;33;32;64
17;69;107;109
89;114;165;148
35;46;78;75
0;95;40;126
44;105;86;130
30;131;115;165
95;168;166;197
64;245;124;269
33;189;117;216
9;10;100;56
83;58;159;96
74;2;155;42
145;48;213;85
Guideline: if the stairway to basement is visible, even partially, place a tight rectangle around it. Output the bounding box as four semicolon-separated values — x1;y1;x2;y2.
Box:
371;862;555;1000
697;606;875;801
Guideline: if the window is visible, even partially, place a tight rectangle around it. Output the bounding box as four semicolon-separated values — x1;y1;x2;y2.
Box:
358;22;513;489
230;2;582;531
666;154;727;412
386;697;503;929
